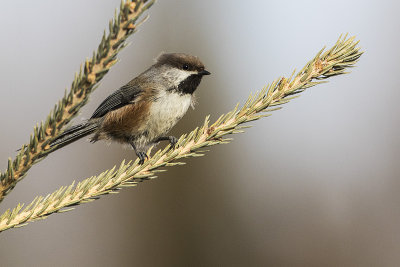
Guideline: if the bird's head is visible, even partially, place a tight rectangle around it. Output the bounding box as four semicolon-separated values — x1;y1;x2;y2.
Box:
154;53;210;94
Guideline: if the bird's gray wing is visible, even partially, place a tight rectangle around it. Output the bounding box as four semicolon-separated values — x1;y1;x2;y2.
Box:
90;83;142;119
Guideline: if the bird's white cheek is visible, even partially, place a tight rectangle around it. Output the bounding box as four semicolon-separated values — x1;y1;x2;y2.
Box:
162;69;197;87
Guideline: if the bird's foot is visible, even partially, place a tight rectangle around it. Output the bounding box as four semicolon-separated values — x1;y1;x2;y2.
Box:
136;151;148;165
155;136;178;150
168;136;178;149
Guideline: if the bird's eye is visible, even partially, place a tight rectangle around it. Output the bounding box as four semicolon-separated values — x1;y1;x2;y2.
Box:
182;64;189;70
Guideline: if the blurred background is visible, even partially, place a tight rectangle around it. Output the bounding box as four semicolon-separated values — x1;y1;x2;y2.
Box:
0;0;399;266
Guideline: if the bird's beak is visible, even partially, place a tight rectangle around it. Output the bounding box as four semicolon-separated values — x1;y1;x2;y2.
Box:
198;70;211;76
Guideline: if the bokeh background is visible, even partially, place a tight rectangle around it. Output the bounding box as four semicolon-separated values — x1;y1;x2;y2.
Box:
0;0;399;266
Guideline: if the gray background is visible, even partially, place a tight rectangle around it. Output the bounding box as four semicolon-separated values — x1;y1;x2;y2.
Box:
1;0;399;266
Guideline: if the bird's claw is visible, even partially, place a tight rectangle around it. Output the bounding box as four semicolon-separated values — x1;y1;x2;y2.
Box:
168;136;178;149
137;151;148;165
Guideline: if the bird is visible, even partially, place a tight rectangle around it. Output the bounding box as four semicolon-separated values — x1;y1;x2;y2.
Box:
50;53;210;164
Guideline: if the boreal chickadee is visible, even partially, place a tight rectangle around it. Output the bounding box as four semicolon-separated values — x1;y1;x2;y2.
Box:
51;53;210;164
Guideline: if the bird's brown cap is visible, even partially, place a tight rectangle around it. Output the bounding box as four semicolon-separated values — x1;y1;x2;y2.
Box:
155;52;206;73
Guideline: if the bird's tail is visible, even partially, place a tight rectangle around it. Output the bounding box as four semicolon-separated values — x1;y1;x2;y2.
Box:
50;122;98;150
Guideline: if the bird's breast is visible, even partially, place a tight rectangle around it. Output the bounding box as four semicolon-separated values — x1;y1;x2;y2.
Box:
144;90;192;139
